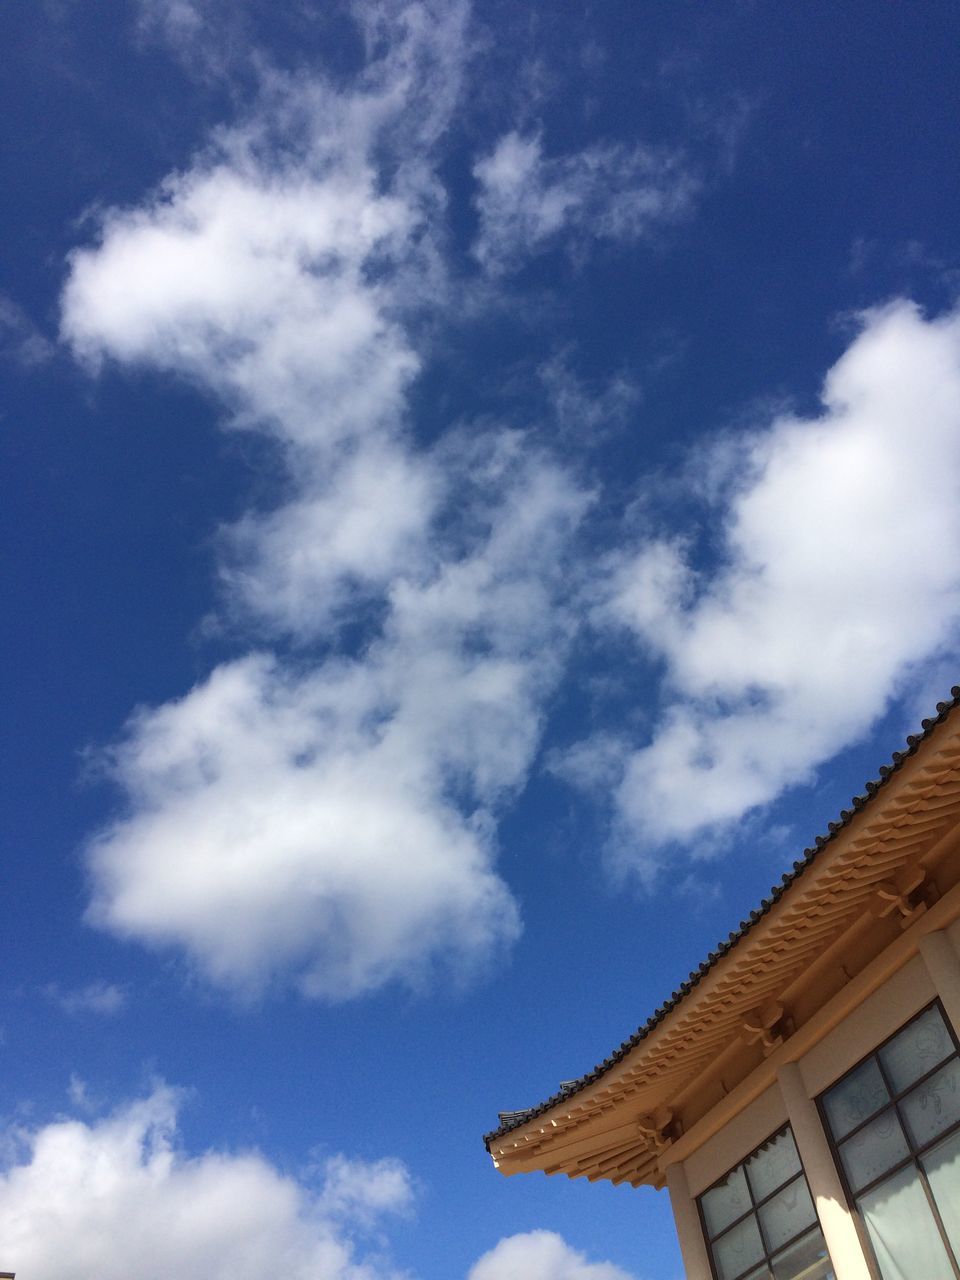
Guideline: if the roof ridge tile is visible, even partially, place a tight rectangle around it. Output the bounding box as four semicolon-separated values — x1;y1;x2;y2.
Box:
484;685;960;1149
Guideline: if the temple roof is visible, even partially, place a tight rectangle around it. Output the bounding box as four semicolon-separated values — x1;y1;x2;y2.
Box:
484;687;960;1184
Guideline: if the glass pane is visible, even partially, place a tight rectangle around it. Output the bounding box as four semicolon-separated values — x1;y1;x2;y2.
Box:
880;1006;954;1095
740;1269;773;1280
822;1057;889;1140
770;1226;835;1280
923;1127;960;1260
839;1108;910;1193
746;1128;801;1202
757;1174;816;1253
899;1058;960;1150
702;1164;751;1238
859;1165;954;1280
712;1214;765;1280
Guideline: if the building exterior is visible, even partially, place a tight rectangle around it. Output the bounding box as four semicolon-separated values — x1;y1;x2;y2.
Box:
485;691;960;1280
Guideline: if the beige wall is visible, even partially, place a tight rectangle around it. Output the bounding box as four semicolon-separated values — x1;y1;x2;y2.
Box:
672;931;960;1279
799;953;933;1098
681;951;936;1197
683;1084;786;1200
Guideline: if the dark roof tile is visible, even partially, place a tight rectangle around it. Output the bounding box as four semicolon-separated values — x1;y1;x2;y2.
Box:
484;687;960;1150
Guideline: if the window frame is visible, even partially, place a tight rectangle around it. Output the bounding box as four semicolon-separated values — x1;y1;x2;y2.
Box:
815;997;960;1280
696;1123;833;1280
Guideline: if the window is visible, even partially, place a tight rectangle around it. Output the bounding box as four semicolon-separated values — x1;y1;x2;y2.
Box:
819;1000;960;1280
698;1125;835;1280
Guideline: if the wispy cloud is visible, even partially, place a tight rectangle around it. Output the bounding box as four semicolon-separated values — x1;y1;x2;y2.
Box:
43;981;127;1016
472;131;697;275
0;293;53;368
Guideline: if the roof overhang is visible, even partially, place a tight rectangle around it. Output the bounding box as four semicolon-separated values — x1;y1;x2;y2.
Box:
486;693;960;1189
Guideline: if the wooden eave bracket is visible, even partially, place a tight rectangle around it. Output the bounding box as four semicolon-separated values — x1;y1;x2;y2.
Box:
636;1106;679;1153
741;999;792;1056
871;866;928;929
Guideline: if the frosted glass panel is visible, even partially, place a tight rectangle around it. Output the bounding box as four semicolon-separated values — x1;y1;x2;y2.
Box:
702;1163;751;1238
899;1059;960;1150
839;1108;909;1193
757;1175;816;1254
880;1006;953;1094
923;1128;960;1260
823;1057;888;1140
746;1128;801;1202
713;1215;765;1280
770;1226;835;1280
859;1165;954;1280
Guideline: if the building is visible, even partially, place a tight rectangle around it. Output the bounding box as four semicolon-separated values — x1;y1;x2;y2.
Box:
485;690;960;1280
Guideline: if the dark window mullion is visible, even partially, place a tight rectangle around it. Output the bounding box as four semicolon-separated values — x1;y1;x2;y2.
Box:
753;1173;811;1259
887;1049;957;1106
849;1149;919;1200
763;1217;827;1265
709;1203;760;1245
910;1111;960;1162
751;1170;804;1214
914;1160;960;1278
836;1104;960;1198
817;1080;885;1280
818;1001;960;1280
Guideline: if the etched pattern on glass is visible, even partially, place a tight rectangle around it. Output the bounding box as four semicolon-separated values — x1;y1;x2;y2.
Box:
769;1228;834;1280
821;1057;888;1141
757;1175;816;1254
879;1005;953;1095
899;1058;960;1150
923;1129;960;1260
698;1125;834;1280
820;1001;960;1280
713;1215;765;1280
702;1164;751;1238
838;1108;910;1194
746;1129;801;1203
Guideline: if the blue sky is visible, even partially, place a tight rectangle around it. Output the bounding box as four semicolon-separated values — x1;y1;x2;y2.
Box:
3;2;960;1277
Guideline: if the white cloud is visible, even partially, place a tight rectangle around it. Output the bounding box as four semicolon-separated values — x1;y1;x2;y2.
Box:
472;131;696;275
467;1230;635;1280
86;442;587;998
221;438;441;638
0;293;52;368
61;2;597;1000
537;351;640;445
593;300;960;859
59;4;589;998
42;982;127;1016
0;1089;639;1280
319;1153;415;1228
0;1086;412;1280
60;3;469;650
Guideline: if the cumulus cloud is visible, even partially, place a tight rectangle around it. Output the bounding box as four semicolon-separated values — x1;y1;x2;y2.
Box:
472;131;696;274
60;1;474;652
60;3;593;998
221;438;441;638
42;981;127;1016
0;1085;413;1280
591;300;960;860
86;441;587;998
467;1230;635;1280
0;1089;637;1280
